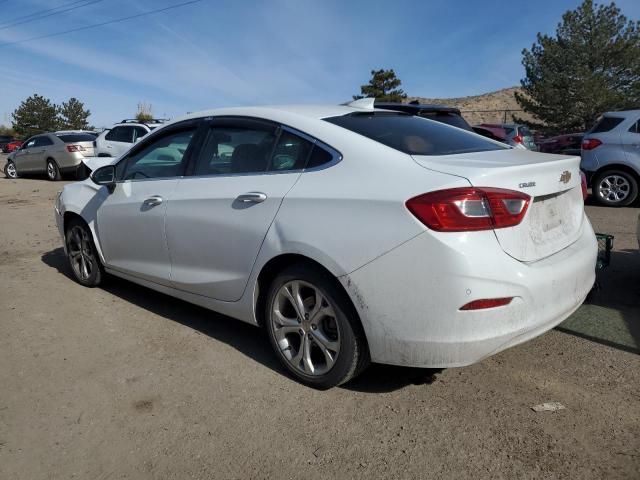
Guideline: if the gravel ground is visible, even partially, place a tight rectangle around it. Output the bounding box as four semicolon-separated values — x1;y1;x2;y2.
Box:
1;173;639;479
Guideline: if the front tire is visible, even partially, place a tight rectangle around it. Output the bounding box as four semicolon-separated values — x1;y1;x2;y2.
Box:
4;160;18;179
65;219;103;287
46;158;61;181
593;169;638;206
265;264;369;388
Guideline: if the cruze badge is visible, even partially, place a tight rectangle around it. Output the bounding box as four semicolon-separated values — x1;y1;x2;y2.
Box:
519;182;536;188
560;171;572;184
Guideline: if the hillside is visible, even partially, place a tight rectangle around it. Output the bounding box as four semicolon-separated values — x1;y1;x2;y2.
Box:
408;86;536;125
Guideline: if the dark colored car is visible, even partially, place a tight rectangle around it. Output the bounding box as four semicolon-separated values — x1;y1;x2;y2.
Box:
0;135;15;152
374;101;474;131
538;134;584;156
473;125;508;143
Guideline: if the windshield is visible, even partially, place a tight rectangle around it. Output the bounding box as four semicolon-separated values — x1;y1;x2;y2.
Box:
325;112;507;156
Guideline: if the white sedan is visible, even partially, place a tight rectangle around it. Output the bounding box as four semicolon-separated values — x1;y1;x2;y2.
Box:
54;100;597;388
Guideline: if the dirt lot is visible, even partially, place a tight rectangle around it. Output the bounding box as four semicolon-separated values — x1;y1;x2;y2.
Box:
1;173;639;479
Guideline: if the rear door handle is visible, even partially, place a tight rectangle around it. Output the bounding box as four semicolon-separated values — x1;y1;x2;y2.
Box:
143;195;163;207
236;192;267;204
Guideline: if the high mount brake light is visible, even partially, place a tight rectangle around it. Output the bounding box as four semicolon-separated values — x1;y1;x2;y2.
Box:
406;187;530;232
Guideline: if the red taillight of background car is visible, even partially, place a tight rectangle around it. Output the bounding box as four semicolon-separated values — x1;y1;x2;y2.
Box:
406;187;531;232
513;134;524;144
66;144;86;153
581;138;602;150
580;171;588;201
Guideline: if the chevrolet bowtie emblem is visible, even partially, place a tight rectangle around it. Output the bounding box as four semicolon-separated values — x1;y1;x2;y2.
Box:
560;170;571;184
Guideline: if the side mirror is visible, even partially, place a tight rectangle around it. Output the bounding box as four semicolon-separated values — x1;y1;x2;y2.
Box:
91;165;116;191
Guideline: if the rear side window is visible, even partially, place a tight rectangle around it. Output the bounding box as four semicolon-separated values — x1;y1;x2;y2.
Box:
105;126;133;143
590;116;624;133
34;136;53;147
629;120;639;134
325;113;507;156
269;131;312;172
56;133;96;143
306;145;334;169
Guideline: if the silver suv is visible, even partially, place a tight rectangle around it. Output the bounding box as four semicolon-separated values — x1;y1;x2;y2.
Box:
581;110;640;206
94;119;166;158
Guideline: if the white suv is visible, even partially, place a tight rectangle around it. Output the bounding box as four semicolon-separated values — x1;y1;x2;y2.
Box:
93;119;166;158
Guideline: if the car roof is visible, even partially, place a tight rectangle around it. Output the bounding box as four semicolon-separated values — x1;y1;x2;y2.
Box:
603;109;640;117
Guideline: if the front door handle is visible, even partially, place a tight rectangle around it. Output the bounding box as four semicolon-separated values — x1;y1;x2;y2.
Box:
143;195;163;207
236;192;267;204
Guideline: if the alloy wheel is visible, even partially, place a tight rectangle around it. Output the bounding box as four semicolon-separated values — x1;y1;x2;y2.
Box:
47;161;57;180
271;280;341;376
598;174;630;203
67;225;95;281
6;162;17;178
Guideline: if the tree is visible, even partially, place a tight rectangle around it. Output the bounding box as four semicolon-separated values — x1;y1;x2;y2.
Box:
11;94;59;138
353;69;408;102
516;0;640;132
136;101;154;122
58;97;91;130
0;125;16;137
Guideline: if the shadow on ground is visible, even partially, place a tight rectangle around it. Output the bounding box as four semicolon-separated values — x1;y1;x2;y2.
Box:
41;247;441;393
558;249;640;354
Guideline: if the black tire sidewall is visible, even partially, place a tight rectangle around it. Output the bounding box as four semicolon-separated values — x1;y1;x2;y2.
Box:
47;159;61;181
265;264;367;389
65;219;103;287
593;170;638;207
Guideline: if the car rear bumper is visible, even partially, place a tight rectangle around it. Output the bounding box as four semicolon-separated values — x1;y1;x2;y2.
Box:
340;216;597;368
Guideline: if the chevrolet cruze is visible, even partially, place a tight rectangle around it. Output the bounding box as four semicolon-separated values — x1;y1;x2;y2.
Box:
55;100;598;388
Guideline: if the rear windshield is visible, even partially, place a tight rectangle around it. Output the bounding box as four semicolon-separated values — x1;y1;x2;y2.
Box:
324;113;507;156
56;133;96;143
590;116;624;133
417;112;472;131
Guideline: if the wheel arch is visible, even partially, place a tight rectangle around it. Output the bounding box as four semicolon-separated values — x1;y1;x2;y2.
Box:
62;209;106;264
591;163;640;188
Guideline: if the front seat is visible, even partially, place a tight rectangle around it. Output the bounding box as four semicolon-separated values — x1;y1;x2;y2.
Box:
230;144;267;173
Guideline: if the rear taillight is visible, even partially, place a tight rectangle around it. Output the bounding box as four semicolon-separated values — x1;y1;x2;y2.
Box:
581;138;602;150
513;134;524;144
460;297;513;310
580;171;588;200
406;187;530;232
66;144;85;153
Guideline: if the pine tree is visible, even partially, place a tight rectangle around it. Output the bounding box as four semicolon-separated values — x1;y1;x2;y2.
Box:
353;69;408;102
11;94;59;138
59;98;91;130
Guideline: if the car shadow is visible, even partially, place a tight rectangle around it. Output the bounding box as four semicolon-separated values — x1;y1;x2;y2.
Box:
557;249;640;355
41;247;442;393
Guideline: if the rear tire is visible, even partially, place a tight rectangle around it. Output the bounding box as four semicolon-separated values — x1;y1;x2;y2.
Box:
65;218;103;287
593;169;638;206
265;263;369;389
4;160;18;179
46;158;61;181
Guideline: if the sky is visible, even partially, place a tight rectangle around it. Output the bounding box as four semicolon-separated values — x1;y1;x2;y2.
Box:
1;0;639;127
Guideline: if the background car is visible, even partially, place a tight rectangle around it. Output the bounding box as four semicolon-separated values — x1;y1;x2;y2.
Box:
538;133;584;155
472;125;509;143
93;119;166;158
4;132;96;180
580;110;640;206
0;134;16;152
477;123;537;150
2;139;23;153
55;101;596;388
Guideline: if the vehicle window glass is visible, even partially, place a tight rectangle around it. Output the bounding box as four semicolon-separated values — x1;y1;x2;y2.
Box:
34;136;53;147
193;124;277;176
105;126;133;143
629;121;639;134
590;116;624;133
325;113;507;156
504;127;515;136
133;126;148;141
269;131;312;171
418;112;472;131
24;138;36;148
518;126;532;137
306;145;334;169
119;128;196;180
56;133;95;143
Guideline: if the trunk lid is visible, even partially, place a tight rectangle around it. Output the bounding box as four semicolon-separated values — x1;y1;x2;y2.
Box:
412;149;585;262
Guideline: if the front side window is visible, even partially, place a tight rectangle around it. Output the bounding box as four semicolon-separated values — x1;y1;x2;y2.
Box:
325;112;507;156
193;124;277;176
118;128;196;180
105;126;133;143
23;137;37;149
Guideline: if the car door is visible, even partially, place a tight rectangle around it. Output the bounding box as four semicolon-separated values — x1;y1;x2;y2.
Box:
103;126;135;157
30;135;55;173
622;118;640;167
96;120;201;286
12;137;37;173
165;119;314;301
